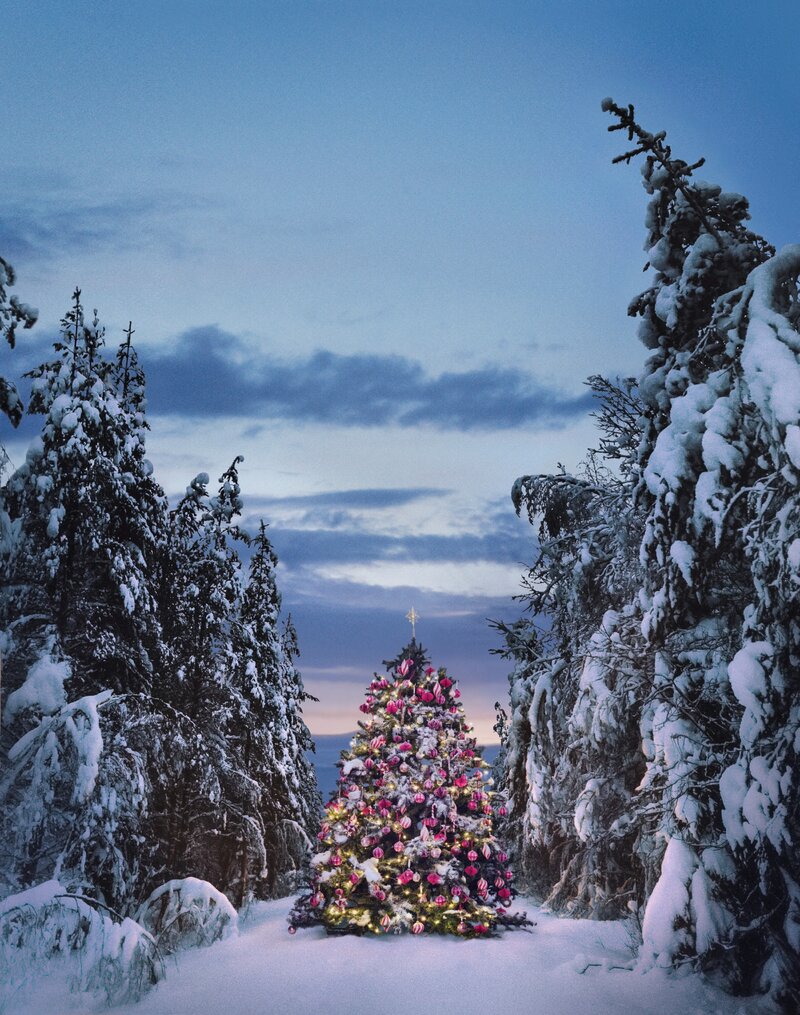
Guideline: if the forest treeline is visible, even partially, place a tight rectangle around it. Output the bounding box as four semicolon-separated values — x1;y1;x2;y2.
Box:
496;100;800;1008
0;279;320;926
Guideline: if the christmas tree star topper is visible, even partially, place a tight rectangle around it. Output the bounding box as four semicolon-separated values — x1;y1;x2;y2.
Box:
405;606;419;640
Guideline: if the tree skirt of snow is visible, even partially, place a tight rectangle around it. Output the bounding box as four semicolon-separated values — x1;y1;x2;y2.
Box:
2;897;776;1015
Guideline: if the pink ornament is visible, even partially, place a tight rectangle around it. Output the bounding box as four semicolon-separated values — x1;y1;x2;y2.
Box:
468;850;478;861
414;792;425;803
288;925;297;935
495;876;505;888
454;774;468;788
361;836;372;847
412;921;424;934
386;700;399;715
457;921;468;933
331;855;342;867
350;873;360;884
423;817;438;828
397;741;412;752
399;659;413;676
400;815;412;829
434;895;446;906
498;887;511;900
497;852;508;863
464;865;478;877
427;748;438;759
482;844;491;859
426;872;441;886
397;870;414;885
498;806;507;816
478;878;488;896
381;914;391;930
372;847;384;859
393;841;405;853
430;847;441;859
374;889;386;901
425;666;436;676
440;677;452;689
364;758;375;769
468;801;478;811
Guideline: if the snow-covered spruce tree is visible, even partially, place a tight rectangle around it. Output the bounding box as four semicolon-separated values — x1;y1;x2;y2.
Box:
601;100;799;1004
290;642;528;936
223;521;319;904
152;461;251;891
0;294;172;907
0;290;166;703
500;376;649;918
0;254;37;431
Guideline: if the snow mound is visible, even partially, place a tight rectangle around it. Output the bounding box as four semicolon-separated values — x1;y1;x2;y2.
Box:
135;878;238;954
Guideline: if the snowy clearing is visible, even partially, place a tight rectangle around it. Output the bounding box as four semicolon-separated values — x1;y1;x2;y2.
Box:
2;896;777;1015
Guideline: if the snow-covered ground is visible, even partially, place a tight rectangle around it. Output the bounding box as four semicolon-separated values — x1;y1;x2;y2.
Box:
2;896;777;1015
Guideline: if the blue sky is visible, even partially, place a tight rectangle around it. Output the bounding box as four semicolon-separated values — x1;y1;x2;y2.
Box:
3;1;799;740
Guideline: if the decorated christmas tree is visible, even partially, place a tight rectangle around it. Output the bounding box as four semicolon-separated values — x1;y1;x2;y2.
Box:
289;636;530;936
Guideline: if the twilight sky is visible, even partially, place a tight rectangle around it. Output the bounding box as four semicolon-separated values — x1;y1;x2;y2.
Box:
3;1;799;742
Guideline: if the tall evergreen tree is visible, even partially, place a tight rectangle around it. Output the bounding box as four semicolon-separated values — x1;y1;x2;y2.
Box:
500;102;800;1007
226;522;320;904
0;290;166;702
502;376;648;916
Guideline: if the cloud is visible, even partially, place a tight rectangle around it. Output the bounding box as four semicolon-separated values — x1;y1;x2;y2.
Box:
246;487;449;511
145;326;594;431
265;525;532;569
0;192;207;265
